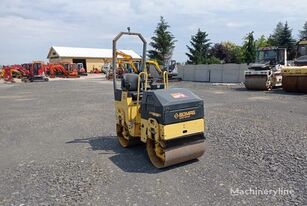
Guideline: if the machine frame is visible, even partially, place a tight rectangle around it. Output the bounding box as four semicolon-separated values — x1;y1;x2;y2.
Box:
111;31;205;168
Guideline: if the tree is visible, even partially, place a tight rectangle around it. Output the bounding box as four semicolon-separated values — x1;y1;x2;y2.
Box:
223;42;244;64
148;16;176;66
242;32;256;64
186;29;211;64
268;22;296;59
255;35;269;49
268;22;284;46
299;21;307;39
207;56;221;64
279;22;295;47
209;43;230;63
209;42;243;64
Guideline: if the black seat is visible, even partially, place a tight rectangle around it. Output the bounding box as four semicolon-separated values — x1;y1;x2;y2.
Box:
129;91;143;101
121;74;143;101
121;73;138;91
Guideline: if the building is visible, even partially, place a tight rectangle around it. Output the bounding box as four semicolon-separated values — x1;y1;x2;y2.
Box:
47;46;141;72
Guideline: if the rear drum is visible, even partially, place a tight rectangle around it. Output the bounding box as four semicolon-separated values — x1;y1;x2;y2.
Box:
116;124;140;147
282;76;298;92
297;76;307;93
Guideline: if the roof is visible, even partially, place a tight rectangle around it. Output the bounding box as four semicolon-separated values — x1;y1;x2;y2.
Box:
47;46;141;59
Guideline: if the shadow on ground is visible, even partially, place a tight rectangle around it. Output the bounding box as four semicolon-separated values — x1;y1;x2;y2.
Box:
66;136;197;174
269;89;306;96
232;87;306;95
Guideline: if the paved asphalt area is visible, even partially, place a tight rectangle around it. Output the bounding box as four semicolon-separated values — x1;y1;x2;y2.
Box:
0;78;306;206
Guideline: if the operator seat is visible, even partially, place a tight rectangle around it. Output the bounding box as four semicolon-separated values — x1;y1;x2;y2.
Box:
121;73;142;100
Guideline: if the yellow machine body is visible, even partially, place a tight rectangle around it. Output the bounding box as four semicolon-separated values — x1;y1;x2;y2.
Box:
282;67;307;76
281;38;307;93
112;31;206;168
114;72;206;168
281;67;307;93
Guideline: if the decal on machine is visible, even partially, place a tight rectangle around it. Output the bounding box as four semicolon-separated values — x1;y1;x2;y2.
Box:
174;110;196;119
171;93;188;99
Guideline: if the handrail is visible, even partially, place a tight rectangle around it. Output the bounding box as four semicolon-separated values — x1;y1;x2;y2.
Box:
163;71;169;89
137;72;148;106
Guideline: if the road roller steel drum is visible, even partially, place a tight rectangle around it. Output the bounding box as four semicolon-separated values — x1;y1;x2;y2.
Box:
244;71;273;90
282;67;307;93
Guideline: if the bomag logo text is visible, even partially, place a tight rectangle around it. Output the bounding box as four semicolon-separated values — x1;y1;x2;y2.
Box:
174;110;196;119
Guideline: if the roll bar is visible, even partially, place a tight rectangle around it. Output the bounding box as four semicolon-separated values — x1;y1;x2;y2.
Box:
112;32;147;97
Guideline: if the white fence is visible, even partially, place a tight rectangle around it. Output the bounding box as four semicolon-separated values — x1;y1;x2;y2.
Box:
178;64;248;83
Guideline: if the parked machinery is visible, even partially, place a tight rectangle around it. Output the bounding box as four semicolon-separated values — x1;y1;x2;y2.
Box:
22;61;49;82
163;60;180;80
106;50;143;80
61;63;80;77
76;63;87;76
102;62;111;74
9;65;30;81
145;60;163;80
46;63;79;78
112;31;206;168
90;68;101;74
106;50;165;80
244;47;287;90
0;66;15;83
281;38;307;93
146;60;181;81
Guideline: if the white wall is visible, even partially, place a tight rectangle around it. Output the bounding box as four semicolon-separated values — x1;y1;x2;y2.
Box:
178;64;248;83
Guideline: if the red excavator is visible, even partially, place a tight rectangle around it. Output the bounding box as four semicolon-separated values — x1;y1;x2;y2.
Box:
0;66;15;83
61;63;80;77
10;64;30;79
46;63;79;78
21;61;49;82
1;63;47;83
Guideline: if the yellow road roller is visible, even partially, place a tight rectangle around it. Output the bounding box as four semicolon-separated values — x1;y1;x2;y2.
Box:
281;38;307;93
282;67;307;93
112;31;206;168
244;47;287;90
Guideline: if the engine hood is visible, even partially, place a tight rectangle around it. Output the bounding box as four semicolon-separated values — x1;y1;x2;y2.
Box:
249;63;271;70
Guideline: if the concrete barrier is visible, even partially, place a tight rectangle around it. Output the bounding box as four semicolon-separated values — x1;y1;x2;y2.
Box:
178;64;248;83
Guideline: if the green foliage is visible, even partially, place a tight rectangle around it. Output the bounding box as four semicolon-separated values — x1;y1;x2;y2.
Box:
268;22;296;59
209;42;243;64
148;16;176;66
255;35;270;49
186;29;211;64
224;42;244;64
242;32;256;64
299;21;307;39
209;43;227;63
279;22;295;48
207;56;221;64
268;22;284;46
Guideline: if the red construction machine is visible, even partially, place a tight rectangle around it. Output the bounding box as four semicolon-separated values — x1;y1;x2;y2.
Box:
46;63;79;78
21;61;49;82
10;65;30;80
0;66;15;83
76;63;87;76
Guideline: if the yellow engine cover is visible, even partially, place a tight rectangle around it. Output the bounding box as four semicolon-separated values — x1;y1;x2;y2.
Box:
160;119;205;140
282;67;307;76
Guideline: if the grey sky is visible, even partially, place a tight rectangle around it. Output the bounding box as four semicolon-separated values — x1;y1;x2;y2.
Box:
0;0;306;64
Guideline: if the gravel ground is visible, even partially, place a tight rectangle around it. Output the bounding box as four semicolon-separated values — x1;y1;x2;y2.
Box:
0;78;306;206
